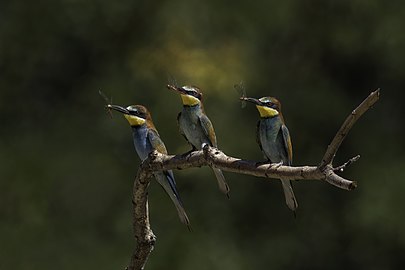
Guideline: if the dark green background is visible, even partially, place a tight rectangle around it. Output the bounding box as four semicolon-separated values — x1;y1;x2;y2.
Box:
1;0;404;269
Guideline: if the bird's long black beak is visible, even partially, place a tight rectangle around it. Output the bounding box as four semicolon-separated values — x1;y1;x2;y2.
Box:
107;104;129;114
240;97;262;106
167;84;187;94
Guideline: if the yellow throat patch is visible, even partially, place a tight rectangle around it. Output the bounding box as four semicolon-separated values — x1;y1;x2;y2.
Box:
256;105;279;118
124;114;146;126
181;94;200;106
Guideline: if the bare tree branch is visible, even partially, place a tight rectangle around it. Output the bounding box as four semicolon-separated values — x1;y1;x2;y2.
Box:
126;90;380;270
320;89;380;168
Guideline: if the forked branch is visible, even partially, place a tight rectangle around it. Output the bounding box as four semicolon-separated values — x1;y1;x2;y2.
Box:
126;89;380;270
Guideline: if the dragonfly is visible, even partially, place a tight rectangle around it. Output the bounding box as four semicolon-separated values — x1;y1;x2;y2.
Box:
99;90;113;118
234;81;247;108
167;73;179;89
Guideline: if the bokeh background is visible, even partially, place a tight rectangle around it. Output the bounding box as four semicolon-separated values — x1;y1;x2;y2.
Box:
1;0;405;269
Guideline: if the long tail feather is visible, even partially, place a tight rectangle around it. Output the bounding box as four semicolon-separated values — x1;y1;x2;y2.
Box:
154;171;191;229
212;168;231;199
281;180;298;212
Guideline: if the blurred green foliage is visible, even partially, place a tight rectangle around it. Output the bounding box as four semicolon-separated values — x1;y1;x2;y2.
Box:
1;0;405;269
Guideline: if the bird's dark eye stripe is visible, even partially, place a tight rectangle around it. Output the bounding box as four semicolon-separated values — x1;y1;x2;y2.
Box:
128;109;142;116
262;101;276;108
187;91;199;97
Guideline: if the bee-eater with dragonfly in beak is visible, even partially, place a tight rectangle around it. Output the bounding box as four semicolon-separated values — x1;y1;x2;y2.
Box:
107;103;191;228
167;84;230;198
241;96;298;213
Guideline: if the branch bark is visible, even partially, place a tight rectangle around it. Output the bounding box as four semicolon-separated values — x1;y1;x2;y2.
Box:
126;89;380;270
127;163;155;270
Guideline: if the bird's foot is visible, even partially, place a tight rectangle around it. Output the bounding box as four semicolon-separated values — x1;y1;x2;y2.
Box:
201;143;209;149
181;147;198;157
271;161;284;168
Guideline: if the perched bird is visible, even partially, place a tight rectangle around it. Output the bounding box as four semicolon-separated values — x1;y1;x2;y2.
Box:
107;103;190;228
167;84;230;198
241;96;298;212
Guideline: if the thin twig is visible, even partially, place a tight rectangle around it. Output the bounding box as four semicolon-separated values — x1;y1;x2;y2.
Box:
333;155;361;172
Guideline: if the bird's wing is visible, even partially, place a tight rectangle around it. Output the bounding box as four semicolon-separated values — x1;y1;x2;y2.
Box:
147;123;190;227
147;128;168;155
198;114;217;147
177;112;185;137
147;129;179;190
177;111;196;151
281;124;293;165
256;120;263;152
256;120;269;160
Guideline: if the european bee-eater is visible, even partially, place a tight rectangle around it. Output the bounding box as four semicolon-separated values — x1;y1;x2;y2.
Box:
107;103;190;227
241;96;298;212
167;84;230;198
